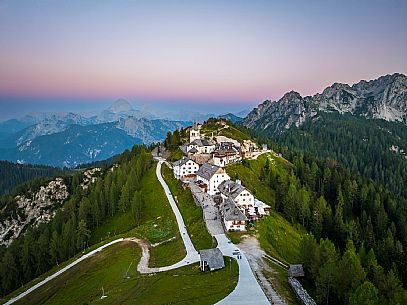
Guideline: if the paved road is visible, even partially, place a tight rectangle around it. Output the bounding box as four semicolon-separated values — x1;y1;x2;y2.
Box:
215;234;270;305
5;160;199;304
189;178;270;304
189;182;224;235
154;159;200;270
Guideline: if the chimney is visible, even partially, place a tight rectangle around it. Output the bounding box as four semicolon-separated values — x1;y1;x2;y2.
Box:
236;179;241;185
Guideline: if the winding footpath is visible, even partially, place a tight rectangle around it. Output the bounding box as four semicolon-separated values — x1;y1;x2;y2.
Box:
5;159;198;304
5;158;269;305
152;159;200;271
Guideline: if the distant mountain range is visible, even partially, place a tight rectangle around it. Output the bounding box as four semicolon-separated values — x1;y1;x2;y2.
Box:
244;73;407;135
218;113;244;124
0;100;191;167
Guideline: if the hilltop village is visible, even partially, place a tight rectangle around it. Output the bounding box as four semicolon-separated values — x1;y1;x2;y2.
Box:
171;121;271;232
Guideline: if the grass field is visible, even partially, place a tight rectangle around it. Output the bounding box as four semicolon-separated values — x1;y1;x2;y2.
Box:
258;211;305;265
14;242;238;305
3;162;187;303
200;122;250;143
263;260;301;305
89;163;185;267
226;154;277;209
224;154;303;264
161;164;214;250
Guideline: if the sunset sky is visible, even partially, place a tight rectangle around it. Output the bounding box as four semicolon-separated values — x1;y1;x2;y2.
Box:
1;0;407;120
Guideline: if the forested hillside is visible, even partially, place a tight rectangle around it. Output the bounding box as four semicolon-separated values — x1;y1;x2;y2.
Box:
233;152;407;304
274;113;407;199
0;161;64;195
0;146;152;296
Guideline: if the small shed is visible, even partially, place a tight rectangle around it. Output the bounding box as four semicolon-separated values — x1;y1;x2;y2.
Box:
288;264;304;278
199;248;225;271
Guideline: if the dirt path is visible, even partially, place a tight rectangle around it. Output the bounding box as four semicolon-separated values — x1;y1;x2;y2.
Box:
238;235;287;305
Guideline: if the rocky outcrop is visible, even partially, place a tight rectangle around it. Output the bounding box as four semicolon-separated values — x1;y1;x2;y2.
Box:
0;166;104;246
0;178;69;246
244;73;407;135
80;167;102;190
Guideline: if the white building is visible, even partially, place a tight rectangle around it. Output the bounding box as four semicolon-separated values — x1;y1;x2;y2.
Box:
253;199;271;218
218;180;270;219
189;123;202;142
218;180;254;209
219;197;247;231
186;139;216;155
212;145;241;167
173;157;200;179
196;163;230;195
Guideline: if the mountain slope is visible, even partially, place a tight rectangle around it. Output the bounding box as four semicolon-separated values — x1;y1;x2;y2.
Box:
218;113;244;124
244;73;407;135
0;161;63;195
0;101;191;167
243;73;407;199
0;123;142;167
276;112;407;198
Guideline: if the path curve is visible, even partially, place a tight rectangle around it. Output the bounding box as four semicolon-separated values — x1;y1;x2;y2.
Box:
5;160;199;304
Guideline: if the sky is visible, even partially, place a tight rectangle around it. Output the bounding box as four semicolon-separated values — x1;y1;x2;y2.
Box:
1;0;407;120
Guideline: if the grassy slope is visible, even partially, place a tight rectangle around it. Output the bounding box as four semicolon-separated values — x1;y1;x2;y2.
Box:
89;163;185;267
226;153;291;209
226;154;303;264
258;211;305;264
14;242;238;305
225;154;305;304
161;164;214;250
201;122;250;143
3;162;186;303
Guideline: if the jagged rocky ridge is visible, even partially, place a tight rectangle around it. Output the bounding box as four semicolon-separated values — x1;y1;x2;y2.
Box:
244;73;407;135
0;167;103;246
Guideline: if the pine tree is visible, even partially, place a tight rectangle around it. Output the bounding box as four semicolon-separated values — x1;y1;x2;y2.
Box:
118;182;130;213
21;230;35;282
131;191;143;226
76;220;90;251
1;250;19;294
337;240;366;300
348;281;379;305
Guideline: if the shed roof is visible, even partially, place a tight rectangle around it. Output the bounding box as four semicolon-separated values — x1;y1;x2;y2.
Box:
200;248;225;271
289;264;304;277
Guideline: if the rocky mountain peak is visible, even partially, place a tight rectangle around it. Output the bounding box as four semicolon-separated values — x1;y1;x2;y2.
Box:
280;90;303;102
108;98;134;113
244;73;407;135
